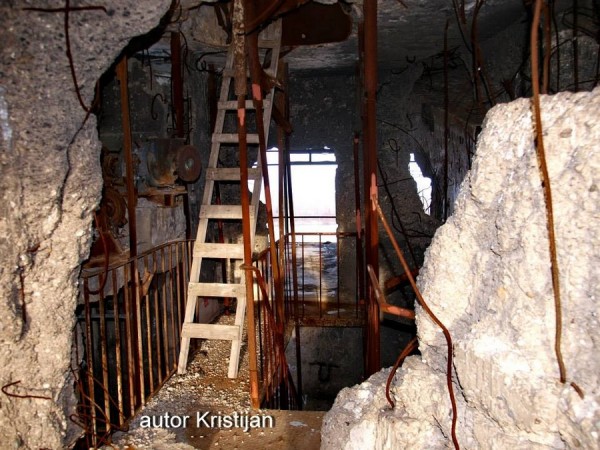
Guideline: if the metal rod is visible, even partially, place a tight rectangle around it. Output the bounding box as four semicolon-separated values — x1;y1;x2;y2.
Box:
171;31;185;138
122;264;135;412
151;255;162;385
134;269;144;404
363;0;380;376
372;195;459;448
234;0;260;409
83;279;98;444
112;269;124;425
160;247;169;383
116;57;137;259
353;134;365;314
319;234;323;318
168;246;176;371
143;255;154;391
367;264;416;320
98;275;111;432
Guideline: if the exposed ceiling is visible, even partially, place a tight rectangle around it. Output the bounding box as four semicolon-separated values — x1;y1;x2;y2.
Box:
171;0;532;74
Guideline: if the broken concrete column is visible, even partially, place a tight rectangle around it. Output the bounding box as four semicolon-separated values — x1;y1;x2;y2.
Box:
0;2;170;448
322;88;600;449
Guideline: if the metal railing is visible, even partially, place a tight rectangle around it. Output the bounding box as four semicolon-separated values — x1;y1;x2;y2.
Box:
73;231;365;440
251;231;364;408
73;240;193;447
290;231;362;321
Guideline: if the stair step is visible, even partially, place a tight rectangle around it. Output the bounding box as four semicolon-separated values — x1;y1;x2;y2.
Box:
181;323;241;341
218;99;271;110
194;242;244;259
206;167;261;181
200;205;244;220
188;282;246;298
213;133;260;144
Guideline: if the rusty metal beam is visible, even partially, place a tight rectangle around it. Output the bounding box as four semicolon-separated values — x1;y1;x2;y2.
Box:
367;265;416;321
116;57;137;259
171;31;184;139
245;5;285;327
170;31;193;240
363;0;380;377
234;0;260;409
353;134;365;310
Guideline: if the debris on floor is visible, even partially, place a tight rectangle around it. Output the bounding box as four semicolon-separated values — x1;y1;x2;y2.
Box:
108;314;323;449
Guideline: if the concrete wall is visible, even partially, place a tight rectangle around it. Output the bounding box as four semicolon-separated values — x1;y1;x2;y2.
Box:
0;2;172;448
286;326;364;410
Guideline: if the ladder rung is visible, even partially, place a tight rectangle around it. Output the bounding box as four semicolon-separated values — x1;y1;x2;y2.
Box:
181;323;241;341
200;205;243;220
258;39;279;48
213;133;260;144
206;168;261;181
194;242;244;259
188;282;246;298
218;100;271;110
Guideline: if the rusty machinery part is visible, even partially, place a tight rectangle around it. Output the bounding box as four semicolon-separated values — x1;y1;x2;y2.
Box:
101;146;121;182
146;139;201;186
176;145;202;182
100;186;128;230
147;150;178;186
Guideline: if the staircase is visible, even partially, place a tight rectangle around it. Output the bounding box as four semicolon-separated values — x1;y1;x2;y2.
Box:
178;21;282;378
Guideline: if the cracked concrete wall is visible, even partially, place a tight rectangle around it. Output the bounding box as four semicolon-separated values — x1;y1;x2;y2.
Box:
322;88;600;449
0;1;171;448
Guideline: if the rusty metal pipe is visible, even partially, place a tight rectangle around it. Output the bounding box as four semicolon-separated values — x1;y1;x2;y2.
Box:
234;0;260;409
367;265;415;320
111;269;125;425
116;58;137;259
171;31;184;138
353;134;365;318
363;0;380;376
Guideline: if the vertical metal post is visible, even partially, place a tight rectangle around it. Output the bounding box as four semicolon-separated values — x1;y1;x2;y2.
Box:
363;0;380;376
82;280;97;446
353;134;365;313
171;31;185;138
234;0;260;409
143;255;154;390
171;31;192;240
116;58;137;259
112;269;125;425
116;57;143;408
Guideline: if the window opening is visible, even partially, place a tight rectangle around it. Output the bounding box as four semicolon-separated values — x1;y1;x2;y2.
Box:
408;153;432;215
250;147;338;238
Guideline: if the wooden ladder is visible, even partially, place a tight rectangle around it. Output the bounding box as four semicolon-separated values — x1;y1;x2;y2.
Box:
178;21;282;378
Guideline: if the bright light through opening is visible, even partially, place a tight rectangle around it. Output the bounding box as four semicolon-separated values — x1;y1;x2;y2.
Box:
408;153;432;215
249;147;337;237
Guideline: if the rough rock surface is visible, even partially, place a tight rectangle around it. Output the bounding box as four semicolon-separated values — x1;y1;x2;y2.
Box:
0;1;170;448
322;89;600;449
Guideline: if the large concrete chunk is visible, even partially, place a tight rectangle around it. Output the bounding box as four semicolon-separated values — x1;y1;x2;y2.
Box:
322;88;600;449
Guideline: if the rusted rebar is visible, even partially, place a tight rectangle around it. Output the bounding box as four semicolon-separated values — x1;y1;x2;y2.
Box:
530;0;583;399
372;196;459;449
385;337;418;408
